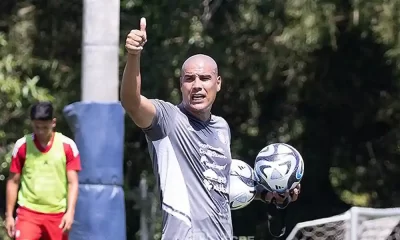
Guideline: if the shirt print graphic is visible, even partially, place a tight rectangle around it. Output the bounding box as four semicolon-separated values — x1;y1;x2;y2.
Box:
198;138;231;216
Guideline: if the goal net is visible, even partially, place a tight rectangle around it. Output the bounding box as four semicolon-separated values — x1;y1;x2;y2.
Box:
287;207;400;240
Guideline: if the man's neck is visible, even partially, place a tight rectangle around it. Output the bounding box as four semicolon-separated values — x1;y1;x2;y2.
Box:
183;105;211;121
36;133;53;147
192;111;211;122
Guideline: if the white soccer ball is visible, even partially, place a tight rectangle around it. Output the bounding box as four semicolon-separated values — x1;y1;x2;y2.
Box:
229;159;257;210
254;143;304;194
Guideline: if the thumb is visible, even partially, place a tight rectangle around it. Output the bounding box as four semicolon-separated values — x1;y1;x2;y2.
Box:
140;17;147;38
8;224;15;237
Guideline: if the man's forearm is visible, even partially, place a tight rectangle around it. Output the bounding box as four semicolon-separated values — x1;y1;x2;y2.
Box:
120;54;142;110
5;180;18;217
67;182;79;214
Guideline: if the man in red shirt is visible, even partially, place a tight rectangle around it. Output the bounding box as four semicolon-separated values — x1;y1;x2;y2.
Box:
5;102;81;240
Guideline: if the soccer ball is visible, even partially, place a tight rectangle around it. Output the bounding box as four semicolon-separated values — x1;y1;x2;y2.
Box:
229;159;257;210
254;143;304;193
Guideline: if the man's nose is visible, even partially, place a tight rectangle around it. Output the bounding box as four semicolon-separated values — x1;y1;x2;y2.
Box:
36;129;44;135
192;77;203;89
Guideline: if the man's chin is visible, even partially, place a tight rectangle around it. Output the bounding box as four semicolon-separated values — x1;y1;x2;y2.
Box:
189;102;210;112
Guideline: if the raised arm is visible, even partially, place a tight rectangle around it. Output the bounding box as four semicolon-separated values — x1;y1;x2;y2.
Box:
120;17;156;129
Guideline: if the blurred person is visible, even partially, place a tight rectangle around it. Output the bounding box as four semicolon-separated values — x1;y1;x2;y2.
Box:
121;18;300;239
5;102;81;240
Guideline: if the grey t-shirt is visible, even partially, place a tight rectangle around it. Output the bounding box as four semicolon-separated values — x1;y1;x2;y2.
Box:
142;99;233;240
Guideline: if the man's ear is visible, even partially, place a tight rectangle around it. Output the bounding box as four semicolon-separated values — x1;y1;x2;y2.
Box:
52;118;57;128
217;76;222;92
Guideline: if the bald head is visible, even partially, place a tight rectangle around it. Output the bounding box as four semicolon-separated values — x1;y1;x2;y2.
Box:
181;54;218;77
179;54;222;117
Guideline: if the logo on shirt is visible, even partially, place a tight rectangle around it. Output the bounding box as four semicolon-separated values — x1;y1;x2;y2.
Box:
216;130;228;145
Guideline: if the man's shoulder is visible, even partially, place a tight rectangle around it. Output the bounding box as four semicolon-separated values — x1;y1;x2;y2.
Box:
151;99;186;121
57;133;79;153
151;99;179;110
15;135;28;146
57;133;74;144
211;115;231;144
211;115;230;129
12;136;28;156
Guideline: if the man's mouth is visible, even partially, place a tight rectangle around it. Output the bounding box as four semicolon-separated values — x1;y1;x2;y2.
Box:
191;94;206;102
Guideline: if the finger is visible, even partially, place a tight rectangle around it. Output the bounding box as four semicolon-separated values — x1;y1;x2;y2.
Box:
125;44;143;51
140;17;147;41
284;189;290;198
7;226;14;237
63;224;69;233
126;39;142;47
127;35;146;47
273;192;285;199
264;192;274;202
273;192;285;203
67;222;73;231
291;184;300;196
128;33;144;42
62;221;70;232
291;189;299;201
59;219;65;229
140;17;146;32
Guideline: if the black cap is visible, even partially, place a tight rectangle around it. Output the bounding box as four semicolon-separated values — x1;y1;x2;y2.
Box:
30;102;54;120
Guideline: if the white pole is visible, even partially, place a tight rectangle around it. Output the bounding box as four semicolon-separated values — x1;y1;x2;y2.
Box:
350;207;359;240
81;0;120;102
140;175;149;240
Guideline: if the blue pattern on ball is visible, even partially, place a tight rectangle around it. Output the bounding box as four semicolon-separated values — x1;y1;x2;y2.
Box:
254;143;304;192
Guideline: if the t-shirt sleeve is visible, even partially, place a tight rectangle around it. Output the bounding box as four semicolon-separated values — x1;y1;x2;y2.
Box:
225;120;232;155
142;99;177;141
9;137;26;174
63;137;82;171
227;122;232;144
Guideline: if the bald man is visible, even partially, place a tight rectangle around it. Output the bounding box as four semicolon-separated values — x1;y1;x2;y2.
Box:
121;18;299;239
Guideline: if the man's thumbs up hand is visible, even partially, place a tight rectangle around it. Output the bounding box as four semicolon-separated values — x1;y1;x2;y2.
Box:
125;17;147;55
